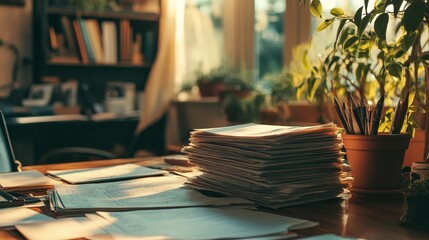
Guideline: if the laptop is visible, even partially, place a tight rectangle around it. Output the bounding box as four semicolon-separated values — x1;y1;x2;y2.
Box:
0;109;18;173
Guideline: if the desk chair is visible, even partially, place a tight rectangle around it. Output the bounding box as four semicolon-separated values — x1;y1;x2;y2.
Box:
38;114;167;164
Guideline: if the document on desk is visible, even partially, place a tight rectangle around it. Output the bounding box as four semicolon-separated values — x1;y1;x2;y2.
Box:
47;163;168;184
87;207;317;240
49;175;253;213
0;208;53;229
16;216;108;240
0;170;60;191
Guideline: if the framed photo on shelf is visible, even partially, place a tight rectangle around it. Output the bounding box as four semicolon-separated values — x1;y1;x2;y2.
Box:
60;81;78;106
22;84;54;107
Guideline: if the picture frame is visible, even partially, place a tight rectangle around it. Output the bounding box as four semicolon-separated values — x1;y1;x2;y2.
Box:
22;84;55;107
60;81;78;106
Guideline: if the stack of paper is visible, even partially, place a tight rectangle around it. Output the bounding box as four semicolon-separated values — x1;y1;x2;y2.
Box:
48;175;253;214
0;170;60;191
183;123;345;208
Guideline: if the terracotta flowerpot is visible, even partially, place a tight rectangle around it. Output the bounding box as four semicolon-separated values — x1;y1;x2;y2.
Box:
342;133;411;191
403;129;426;167
198;82;226;97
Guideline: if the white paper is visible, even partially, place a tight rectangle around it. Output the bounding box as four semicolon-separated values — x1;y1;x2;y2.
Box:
53;175;252;211
16;217;107;240
0;170;60;190
93;207;318;240
47;163;168;184
0;208;53;229
299;234;357;240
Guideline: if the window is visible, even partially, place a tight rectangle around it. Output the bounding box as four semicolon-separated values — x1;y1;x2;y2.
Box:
180;0;316;87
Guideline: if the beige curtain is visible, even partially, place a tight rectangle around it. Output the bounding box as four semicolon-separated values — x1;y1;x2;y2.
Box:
284;0;311;66
223;0;254;72
136;0;186;133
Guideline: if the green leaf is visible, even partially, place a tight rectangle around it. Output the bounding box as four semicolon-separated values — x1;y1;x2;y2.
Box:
330;8;344;16
343;36;359;49
402;32;417;51
309;77;322;100
316;18;335;32
354;7;363;28
359;13;371;37
403;0;425;32
310;0;323;18
328;56;340;70
408;90;416;108
374;13;389;40
395;50;405;58
392;0;403;17
334;20;347;48
421;53;429;61
356;63;364;82
375;0;387;11
358;39;371;51
364;0;369;14
388;62;403;77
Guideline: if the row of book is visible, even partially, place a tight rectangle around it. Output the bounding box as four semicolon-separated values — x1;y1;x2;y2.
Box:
49;16;156;64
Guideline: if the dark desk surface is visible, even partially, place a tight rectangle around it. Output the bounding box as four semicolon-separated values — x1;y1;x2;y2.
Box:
1;157;428;240
5;113;140;165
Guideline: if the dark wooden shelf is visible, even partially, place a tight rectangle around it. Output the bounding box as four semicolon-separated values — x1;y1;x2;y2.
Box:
47;7;160;21
47;61;152;68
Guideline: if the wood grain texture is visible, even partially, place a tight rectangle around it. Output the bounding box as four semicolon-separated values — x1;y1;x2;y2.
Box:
0;157;426;239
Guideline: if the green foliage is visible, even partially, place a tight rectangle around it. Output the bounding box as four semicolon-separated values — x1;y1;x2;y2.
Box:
195;66;253;92
305;0;429;110
261;71;297;105
221;91;267;124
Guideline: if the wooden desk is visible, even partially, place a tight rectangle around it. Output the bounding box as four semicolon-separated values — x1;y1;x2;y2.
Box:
1;157;428;240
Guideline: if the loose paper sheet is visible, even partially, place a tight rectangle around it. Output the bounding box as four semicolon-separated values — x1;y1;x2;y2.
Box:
0;208;53;228
47;163;168;184
16;217;108;240
52;175;252;211
0;170;60;190
92;207;318;240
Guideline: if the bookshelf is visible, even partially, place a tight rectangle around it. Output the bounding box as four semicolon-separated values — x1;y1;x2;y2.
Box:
32;0;160;101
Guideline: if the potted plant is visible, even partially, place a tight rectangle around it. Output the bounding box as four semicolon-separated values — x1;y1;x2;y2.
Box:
195;66;229;97
306;0;429;139
400;179;429;230
220;90;266;124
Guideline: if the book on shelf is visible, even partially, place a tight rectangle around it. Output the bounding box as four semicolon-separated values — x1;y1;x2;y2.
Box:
85;19;104;63
48;26;58;51
60;16;77;54
120;19;133;62
102;21;118;64
132;33;143;64
77;19;96;63
143;30;156;62
71;20;89;63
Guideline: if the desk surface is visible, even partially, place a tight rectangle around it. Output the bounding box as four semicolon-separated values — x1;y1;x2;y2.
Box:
1;157;428;240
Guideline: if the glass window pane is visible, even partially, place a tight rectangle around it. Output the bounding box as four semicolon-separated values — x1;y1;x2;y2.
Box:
255;0;285;81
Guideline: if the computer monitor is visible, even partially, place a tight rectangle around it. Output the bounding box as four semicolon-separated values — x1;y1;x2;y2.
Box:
0;109;18;172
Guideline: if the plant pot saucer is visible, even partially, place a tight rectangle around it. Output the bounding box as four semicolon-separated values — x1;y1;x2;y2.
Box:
349;187;404;200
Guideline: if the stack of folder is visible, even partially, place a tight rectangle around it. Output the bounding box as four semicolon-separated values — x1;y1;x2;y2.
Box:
183;123;345;208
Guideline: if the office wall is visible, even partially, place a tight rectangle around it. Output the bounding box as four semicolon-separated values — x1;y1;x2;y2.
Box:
0;0;32;97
